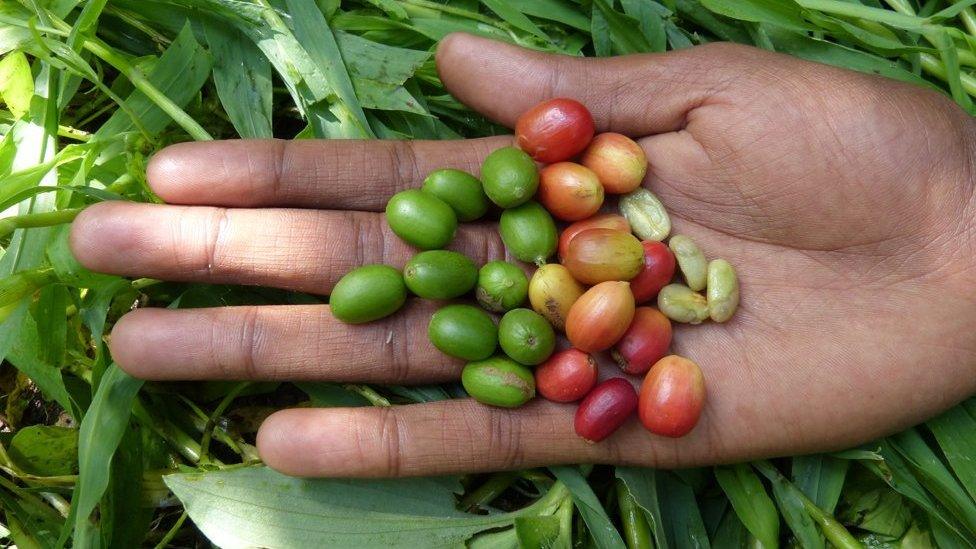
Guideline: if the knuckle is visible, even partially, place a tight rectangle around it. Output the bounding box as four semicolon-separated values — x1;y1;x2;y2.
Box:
267;139;289;201
376;408;404;477
178;206;230;277
486;409;523;470
235;306;266;379
386;310;413;384
388;140;421;192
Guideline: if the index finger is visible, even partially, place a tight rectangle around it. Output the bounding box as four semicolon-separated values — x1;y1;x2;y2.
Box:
147;136;511;210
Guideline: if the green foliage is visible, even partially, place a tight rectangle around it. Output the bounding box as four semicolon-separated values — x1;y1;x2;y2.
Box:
1;0;975;546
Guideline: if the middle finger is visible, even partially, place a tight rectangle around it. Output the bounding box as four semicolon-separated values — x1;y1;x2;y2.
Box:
69;201;507;294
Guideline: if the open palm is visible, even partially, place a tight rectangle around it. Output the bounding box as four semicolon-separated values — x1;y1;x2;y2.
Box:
70;33;976;477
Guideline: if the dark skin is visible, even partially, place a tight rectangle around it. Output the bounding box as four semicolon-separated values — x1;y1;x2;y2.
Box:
69;33;976;477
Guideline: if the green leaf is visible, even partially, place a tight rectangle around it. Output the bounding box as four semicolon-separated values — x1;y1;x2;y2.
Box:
714;464;779;549
514;515;562;548
5;308;77;418
362;0;408;20
767;30;940;92
889;429;976;538
591;4;612;57
837;466;911;537
165;466;526;547
387;384;452;403
96;24;212;138
700;0;810;31
711;507;750;549
0;51;33;117
934;29;975;113
621;0;668;52
519;0;591;31
927;403;976;504
336;32;429;114
71;364;144;547
550;466;626;549
593;0;653;54
481;0;549;39
865;440;975;546
100;424;154;549
296;382;371;407
0;482;62;548
34;283;67;367
283;0;374;138
794;0;928;30
792;455;848;513
8;425;78;476
675;0;753;43
930;0;976;22
204;22;273;138
657;471;710;549
754;462;824;549
615;467;668;549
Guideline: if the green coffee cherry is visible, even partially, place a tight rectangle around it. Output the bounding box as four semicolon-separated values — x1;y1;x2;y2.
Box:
404;250;477;300
498;308;556;365
422;168;490;222
428;304;498;361
476;261;528;313
481;146;539;208
330;265;407;324
499;201;557;266
462;356;536;407
386;189;457;250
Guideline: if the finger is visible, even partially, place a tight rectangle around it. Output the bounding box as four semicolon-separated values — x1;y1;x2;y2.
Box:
110;301;462;383
436;33;761;135
256;398;719;478
146;136;511;209
70;201;506;294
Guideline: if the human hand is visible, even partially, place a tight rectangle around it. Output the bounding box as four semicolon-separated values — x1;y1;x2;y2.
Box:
70;33;976;477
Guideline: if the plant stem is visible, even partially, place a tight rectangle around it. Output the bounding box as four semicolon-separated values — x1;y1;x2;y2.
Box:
397;0;523;43
104;5;172;49
0;111;88;140
152;511;188;549
0;267;58;308
199;382;250;464
460;472;519;511
920;53;976;96
961;7;976;39
131;278;161;291
40;492;71;517
0;208;84;238
81;38;212;141
616;479;653;549
345;384;392;406
799;491;863;549
754;460;861;549
882;0;915;16
529;481;571;515
9;12;211;141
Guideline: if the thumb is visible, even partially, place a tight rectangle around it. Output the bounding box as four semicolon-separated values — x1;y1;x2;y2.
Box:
435;33;751;136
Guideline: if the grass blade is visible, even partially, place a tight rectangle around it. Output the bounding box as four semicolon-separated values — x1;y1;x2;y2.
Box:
714;463;778;548
550;466;626;548
204;22;273;138
282;0;373;138
792;454;848;513
657;471;710;549
616;467;669;549
69;364;144;548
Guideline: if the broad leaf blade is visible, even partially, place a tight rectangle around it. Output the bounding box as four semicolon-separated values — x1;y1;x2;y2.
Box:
166;466;520;548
